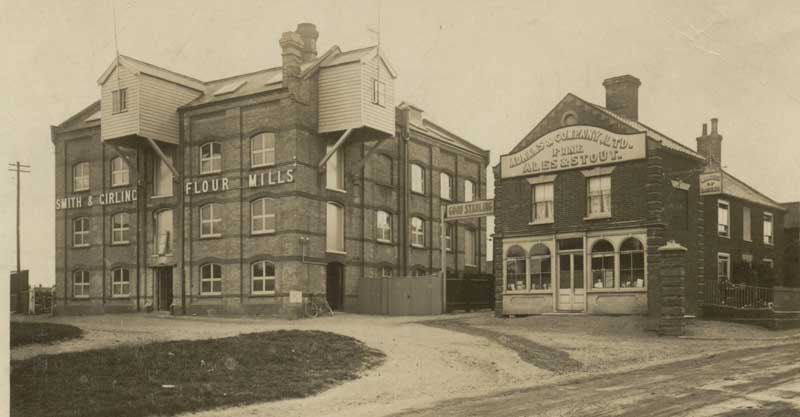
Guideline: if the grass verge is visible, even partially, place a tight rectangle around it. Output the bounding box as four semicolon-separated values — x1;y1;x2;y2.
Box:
11;322;83;348
11;329;385;417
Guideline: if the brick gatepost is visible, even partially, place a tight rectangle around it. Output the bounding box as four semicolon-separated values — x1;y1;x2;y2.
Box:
657;240;688;336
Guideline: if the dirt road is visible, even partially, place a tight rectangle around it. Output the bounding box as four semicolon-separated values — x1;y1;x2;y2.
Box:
389;342;800;417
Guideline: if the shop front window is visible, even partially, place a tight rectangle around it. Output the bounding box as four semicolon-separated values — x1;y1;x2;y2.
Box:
591;240;615;289
619;238;645;288
506;245;527;291
529;244;551;290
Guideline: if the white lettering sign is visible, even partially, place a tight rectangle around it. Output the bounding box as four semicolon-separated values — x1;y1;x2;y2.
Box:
700;172;722;195
185;168;295;195
446;200;494;220
500;126;646;178
55;189;138;210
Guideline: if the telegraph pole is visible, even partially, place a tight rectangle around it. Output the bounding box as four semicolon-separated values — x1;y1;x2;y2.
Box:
8;162;30;273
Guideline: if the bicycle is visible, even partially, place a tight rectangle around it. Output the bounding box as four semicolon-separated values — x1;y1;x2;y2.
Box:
304;293;334;318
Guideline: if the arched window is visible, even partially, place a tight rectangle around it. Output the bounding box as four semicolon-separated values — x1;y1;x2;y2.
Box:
200;263;222;295
411;163;425;194
200;203;222;237
72;270;90;298
200;142;222;174
506;245;527;291
411;217;425;248
111;268;130;297
155;210;173;255
529;244;551;290
326;202;345;252
251;260;276;294
326;144;345;191
251;198;276;234
464;180;475;202
591;240;615;289
153;153;173;196
251;133;276;168
73;162;90;191
111;212;130;244
73;217;90;247
620;238;645;288
110;157;129;187
376;210;392;243
440;172;453;201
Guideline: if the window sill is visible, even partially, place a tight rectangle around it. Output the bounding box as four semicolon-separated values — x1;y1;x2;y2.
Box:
198;171;222;177
198;294;222;298
200;234;223;240
584;214;611;221
411;191;426;197
110;183;130;189
73;244;91;249
327;187;347;194
529;219;554;226
377;239;393;245
111;295;130;299
151;253;174;258
250;292;277;297
718;234;730;239
110;242;130;246
326;249;347;255
73;188;90;193
251;163;276;170
151;194;174;199
411;244;425;249
73;296;90;300
251;230;276;236
743;238;752;243
112;110;128;115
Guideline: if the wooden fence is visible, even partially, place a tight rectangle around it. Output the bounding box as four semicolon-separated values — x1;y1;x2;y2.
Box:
357;275;443;316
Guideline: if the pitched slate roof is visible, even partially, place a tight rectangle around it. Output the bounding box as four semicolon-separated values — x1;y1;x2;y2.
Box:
712;170;786;211
98;55;206;91
583;99;703;160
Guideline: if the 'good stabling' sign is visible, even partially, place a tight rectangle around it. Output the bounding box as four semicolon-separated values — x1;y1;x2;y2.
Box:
500;125;646;178
446;200;494;220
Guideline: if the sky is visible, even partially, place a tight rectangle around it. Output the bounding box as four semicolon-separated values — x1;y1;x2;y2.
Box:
1;0;800;287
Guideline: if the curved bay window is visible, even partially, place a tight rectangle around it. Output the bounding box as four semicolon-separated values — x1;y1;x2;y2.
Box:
529;244;551;290
620;238;645;288
591;240;615;289
505;245;527;291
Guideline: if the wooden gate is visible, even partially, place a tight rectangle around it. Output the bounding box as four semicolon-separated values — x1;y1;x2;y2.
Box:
446;272;494;312
357;275;443;316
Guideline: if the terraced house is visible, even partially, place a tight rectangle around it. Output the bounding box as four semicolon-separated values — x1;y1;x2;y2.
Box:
494;75;787;317
52;23;489;316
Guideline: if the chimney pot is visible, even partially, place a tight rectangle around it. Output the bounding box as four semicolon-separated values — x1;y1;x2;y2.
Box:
602;75;642;121
702;123;707;136
296;23;319;62
711;118;718;134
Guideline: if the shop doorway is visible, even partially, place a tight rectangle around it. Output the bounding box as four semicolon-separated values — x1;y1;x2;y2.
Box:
557;253;585;311
326;262;345;311
155;267;173;312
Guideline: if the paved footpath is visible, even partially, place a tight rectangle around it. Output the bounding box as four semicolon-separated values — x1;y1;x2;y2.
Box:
389;342;800;417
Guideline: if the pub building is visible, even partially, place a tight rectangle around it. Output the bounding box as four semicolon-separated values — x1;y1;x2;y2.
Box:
494;75;786;316
52;23;489;316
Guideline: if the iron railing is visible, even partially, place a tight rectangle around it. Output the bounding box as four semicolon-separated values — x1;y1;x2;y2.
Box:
704;280;773;310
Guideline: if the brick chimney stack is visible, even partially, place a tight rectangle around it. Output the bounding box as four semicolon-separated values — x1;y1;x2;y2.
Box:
697;118;723;169
602;75;642;121
296;23;319;62
280;31;304;91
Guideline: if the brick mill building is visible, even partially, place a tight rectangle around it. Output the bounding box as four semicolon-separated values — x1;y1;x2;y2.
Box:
52;23;489;316
493;75;786;316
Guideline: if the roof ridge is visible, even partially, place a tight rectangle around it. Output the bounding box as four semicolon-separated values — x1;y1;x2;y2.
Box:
205;66;282;84
120;54;205;84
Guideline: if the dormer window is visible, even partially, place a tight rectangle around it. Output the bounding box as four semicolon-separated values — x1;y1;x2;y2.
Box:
112;88;127;114
372;79;385;106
